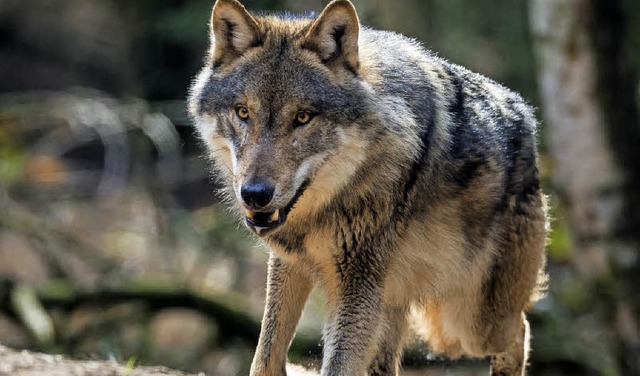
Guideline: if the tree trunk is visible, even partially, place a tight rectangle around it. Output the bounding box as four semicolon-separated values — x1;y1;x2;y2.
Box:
529;0;640;374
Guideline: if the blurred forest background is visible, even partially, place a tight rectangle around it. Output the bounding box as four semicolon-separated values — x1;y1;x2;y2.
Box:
1;0;639;375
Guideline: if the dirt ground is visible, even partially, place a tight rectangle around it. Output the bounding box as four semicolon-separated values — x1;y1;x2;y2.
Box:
0;345;488;376
0;345;195;376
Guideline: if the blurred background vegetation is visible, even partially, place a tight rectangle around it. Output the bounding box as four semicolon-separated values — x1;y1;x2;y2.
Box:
0;0;639;375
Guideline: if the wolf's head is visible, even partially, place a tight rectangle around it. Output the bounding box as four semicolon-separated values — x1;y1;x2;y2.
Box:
189;0;375;236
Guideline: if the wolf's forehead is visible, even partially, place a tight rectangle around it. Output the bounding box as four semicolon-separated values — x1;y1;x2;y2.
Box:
241;50;339;108
198;49;334;115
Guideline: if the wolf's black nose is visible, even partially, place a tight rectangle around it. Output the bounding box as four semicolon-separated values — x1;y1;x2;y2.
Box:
241;181;275;209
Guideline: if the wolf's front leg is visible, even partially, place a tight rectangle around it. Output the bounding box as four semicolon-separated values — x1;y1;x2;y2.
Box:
321;280;383;376
250;254;313;376
368;306;409;376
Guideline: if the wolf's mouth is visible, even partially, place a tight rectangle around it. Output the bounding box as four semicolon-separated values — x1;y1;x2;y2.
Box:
245;180;309;235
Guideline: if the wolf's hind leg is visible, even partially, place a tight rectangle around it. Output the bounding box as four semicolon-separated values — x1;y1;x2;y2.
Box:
489;313;530;376
367;306;409;376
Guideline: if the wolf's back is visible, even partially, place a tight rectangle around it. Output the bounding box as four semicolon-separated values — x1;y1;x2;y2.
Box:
357;26;540;211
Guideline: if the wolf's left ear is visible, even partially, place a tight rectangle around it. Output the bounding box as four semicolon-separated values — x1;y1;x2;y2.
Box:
211;0;261;66
303;0;360;73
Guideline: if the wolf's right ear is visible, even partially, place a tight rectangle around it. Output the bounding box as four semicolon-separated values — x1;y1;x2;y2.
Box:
210;0;261;66
303;0;360;73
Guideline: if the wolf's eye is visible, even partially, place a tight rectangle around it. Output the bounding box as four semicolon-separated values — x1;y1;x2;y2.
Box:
236;106;250;121
294;111;314;127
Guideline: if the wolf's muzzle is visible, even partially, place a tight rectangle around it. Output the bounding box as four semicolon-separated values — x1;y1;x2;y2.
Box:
245;180;310;235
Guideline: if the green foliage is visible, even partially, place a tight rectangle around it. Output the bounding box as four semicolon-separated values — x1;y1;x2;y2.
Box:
547;205;573;262
0;143;26;185
125;356;137;372
0;114;26;184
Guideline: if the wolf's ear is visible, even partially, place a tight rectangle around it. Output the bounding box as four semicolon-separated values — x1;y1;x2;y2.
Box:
303;0;360;72
210;0;261;65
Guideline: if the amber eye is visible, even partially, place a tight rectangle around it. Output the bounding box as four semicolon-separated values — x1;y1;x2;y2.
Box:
294;111;314;126
236;106;250;121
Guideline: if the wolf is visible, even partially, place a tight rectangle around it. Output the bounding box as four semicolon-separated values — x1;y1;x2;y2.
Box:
188;0;547;375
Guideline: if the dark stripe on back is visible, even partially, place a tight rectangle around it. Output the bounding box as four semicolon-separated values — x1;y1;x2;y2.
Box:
402;117;435;202
446;66;492;190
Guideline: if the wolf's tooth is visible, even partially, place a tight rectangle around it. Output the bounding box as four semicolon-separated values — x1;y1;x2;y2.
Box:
270;210;280;222
246;210;255;219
